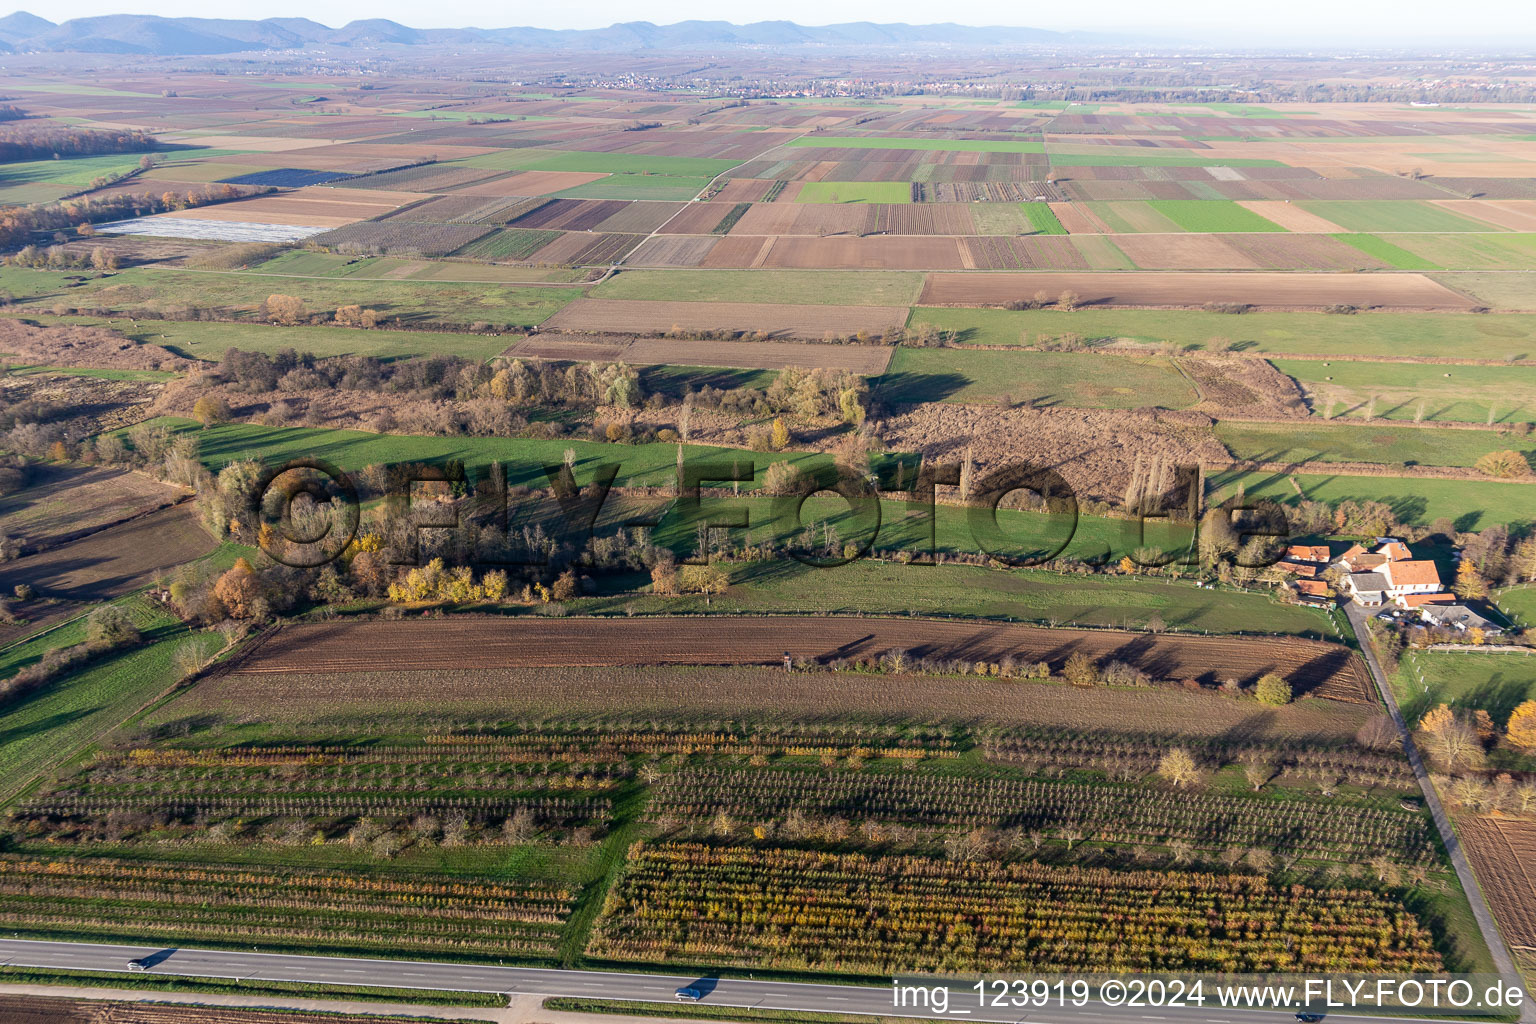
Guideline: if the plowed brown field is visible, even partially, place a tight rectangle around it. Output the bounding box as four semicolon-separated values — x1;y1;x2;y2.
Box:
918;272;1478;310
228;616;1372;701
1457;815;1536;952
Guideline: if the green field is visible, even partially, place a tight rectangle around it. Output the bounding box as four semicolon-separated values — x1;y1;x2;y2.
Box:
1387;234;1536;270
787;136;1045;153
1145;200;1287;233
12;314;517;362
578;557;1338;638
0;153;150;188
1331;234;1441;270
1300;201;1505;234
1214;420;1530;468
0;596;226;803
0;266;577;329
458;149;739;178
906;306;1536;360
1207;468;1536;530
1020;203;1067;234
881;348;1198;409
796;182;912;204
155;418;822;491
1274;358;1536;425
553;176;711;201
1494;586;1536;629
1396;649;1536;730
250;250;583;283
1438;273;1536;311
971;204;1067;235
596;269;924;306
453;228;562;261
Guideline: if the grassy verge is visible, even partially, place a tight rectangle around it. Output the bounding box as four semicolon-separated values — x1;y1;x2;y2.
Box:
0;965;504;1008
544;998;893;1024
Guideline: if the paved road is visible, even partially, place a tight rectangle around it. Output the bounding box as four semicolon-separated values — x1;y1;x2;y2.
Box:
1344;603;1534;1023
0;938;1520;1024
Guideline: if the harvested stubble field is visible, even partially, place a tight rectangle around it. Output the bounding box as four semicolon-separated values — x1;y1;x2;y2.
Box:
228;617;1373;701
541;298;908;337
917;271;1479;310
1455;816;1536;954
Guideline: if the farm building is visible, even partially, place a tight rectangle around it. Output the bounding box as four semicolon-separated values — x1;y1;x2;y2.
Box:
1339;540;1444;607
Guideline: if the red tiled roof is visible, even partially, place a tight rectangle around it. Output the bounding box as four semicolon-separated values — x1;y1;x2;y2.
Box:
1385;560;1441;587
1286;545;1330;563
1377;542;1412;562
1278;561;1319;577
1296;580;1330;596
1400;593;1455;607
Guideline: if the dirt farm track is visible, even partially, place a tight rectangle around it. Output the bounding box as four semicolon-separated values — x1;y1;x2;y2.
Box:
230;616;1372;702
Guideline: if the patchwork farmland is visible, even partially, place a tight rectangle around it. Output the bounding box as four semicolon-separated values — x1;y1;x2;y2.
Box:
2;52;1534;1008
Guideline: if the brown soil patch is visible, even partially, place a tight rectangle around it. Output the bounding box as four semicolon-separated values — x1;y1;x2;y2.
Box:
1113;234;1263;270
1053;204;1110;234
1236;201;1349;233
874;402;1230;506
625;235;720;267
1436;200;1536;232
713;179;774;203
1178;356;1307;417
0;505;213;607
656;203;733;234
918;272;1478;310
187;660;1370;736
700;235;774;268
0;319;191;372
542;299;907;338
0;466;184;553
1222;234;1388;272
1457;815;1536;951
231;616;1371;701
758;235;965;270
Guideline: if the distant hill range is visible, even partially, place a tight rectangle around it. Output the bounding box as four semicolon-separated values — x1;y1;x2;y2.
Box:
0;12;1122;55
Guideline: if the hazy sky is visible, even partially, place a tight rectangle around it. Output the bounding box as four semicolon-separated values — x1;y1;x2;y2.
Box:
18;0;1534;45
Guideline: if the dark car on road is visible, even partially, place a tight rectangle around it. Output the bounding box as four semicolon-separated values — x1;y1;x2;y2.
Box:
1296;1013;1324;1022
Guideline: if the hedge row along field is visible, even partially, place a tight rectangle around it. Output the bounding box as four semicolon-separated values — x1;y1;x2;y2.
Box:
0;855;574;957
591;843;1441;973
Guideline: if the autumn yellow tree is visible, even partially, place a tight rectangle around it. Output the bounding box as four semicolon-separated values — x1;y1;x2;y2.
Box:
1158;748;1200;788
770;417;790;451
1255;673;1292;706
262;294;304;325
1506;701;1536;751
1474;450;1530;479
1455;560;1488;600
192;394;231;426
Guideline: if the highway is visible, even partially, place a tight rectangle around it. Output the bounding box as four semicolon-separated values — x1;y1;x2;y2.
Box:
0;938;1516;1024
